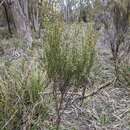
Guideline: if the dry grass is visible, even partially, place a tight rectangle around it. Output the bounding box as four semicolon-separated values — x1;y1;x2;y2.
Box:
0;22;130;130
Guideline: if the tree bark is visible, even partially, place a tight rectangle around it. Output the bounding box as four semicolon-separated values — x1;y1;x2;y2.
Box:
9;0;32;47
30;0;40;37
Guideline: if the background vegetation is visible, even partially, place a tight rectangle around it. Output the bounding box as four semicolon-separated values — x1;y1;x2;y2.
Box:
0;0;130;130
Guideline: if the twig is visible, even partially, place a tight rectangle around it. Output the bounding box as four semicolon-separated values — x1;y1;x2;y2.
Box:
41;91;82;96
72;79;115;103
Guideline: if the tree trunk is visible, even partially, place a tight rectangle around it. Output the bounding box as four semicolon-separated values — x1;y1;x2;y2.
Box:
9;0;32;47
30;0;40;38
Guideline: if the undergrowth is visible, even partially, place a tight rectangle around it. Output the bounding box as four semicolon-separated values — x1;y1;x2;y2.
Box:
0;21;129;130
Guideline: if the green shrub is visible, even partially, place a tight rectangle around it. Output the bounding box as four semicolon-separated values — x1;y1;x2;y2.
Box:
44;22;97;91
44;22;98;129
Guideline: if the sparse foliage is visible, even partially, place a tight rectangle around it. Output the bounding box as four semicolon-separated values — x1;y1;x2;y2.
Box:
0;0;130;130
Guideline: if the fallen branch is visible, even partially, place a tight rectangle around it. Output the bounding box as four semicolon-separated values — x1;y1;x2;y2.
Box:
72;79;115;103
41;79;115;103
